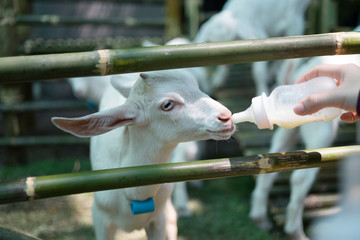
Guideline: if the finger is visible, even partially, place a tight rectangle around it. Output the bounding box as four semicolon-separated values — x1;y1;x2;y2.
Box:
295;64;344;84
340;112;360;123
293;89;344;115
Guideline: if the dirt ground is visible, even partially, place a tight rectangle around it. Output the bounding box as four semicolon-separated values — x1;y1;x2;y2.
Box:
0;193;151;240
0;193;94;240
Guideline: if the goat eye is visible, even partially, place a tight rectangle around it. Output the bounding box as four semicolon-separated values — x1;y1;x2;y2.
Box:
161;100;175;111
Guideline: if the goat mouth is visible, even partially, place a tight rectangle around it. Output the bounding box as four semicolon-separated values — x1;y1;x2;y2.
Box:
207;124;235;136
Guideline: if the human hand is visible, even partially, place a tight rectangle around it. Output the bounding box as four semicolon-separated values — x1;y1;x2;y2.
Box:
293;64;360;123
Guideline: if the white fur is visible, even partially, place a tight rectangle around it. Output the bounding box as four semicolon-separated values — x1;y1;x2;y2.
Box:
311;154;360;239
52;69;235;240
249;53;360;240
170;141;200;217
68;76;111;104
142;38;214;216
193;0;310;95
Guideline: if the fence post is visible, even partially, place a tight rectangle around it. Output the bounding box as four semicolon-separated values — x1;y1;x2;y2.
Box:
0;0;33;165
165;0;182;38
185;0;202;39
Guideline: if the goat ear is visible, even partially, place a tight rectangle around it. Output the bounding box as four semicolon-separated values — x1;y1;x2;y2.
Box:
236;22;257;40
141;40;159;47
52;105;145;138
110;74;136;98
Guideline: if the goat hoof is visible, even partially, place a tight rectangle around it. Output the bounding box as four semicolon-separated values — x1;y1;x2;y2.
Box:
286;230;309;240
289;234;309;240
189;180;203;188
250;216;273;231
176;207;192;218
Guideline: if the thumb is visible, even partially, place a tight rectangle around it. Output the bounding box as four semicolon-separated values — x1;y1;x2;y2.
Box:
293;90;343;115
340;112;360;123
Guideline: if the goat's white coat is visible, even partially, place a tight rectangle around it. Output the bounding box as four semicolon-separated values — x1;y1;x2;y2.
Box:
53;69;235;240
311;154;360;239
142;37;212;216
170;141;200;216
193;0;310;95
249;53;360;240
68;76;111;105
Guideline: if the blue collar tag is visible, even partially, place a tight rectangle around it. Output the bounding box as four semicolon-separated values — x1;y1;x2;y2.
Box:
130;198;155;215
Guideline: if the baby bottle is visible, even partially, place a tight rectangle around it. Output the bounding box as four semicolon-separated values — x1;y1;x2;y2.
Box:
232;77;342;130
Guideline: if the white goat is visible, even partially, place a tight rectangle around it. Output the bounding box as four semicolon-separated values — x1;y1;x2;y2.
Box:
193;0;310;95
249;53;360;240
52;69;235;240
68;76;111;105
311;154;360;239
142;37;211;216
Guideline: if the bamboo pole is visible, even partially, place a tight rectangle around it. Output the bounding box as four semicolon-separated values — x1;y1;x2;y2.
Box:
0;145;359;205
18;36;165;55
0;226;41;240
15;15;165;28
0;100;88;112
1;32;360;83
0;135;89;146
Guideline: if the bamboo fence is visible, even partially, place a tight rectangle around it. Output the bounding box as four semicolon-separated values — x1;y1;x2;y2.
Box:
1;32;360;83
0;145;359;205
15;15;165;28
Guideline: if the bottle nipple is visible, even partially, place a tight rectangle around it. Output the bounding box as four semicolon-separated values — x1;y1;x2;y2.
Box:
232;94;273;130
232;108;255;124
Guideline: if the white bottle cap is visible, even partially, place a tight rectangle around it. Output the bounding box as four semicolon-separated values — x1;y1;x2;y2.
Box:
252;93;272;130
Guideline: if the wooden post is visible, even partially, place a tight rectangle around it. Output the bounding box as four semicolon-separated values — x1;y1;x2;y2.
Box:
185;0;202;39
306;0;320;34
320;0;338;33
165;0;182;38
0;0;33;165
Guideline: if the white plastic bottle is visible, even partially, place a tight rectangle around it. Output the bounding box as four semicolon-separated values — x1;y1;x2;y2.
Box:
232;77;342;130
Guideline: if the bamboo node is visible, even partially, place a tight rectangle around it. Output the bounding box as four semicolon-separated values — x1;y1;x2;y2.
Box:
258;156;272;169
40;15;60;25
96;49;111;76
25;177;36;200
125;17;137;27
335;32;345;55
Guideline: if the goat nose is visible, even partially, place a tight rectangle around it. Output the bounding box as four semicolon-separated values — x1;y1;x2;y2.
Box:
218;109;232;122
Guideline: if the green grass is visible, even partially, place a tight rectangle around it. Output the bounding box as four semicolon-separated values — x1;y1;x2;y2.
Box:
178;177;288;240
